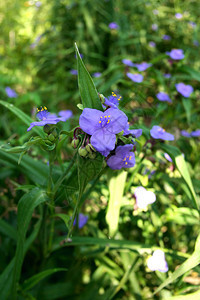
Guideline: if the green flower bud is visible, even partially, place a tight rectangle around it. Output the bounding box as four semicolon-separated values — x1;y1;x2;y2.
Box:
43;125;51;134
48;134;56;142
52;128;58;138
88;152;96;159
99;94;105;104
78;147;88;157
146;149;152;155
71;139;80;149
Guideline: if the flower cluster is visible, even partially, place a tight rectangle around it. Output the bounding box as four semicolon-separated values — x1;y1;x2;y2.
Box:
78;92;143;170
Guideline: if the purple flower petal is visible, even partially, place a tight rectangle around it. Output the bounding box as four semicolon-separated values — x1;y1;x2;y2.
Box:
109;22;119;29
166;49;184;60
107;144;135;170
164;153;173;162
58;110;73;121
73;213;88;229
5;87;18;98
175;83;193;98
134;62;152;71
90;129;116;156
150;126;174;141
122;59;135;67
79;108;103;135
156;92;172;103
191;130;200;137
127;73;143;83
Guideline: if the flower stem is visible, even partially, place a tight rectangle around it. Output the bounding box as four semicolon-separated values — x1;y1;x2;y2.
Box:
52;151;77;196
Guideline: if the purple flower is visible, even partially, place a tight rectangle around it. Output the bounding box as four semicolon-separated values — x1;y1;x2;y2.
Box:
58;110;73;120
162;35;171;40
166;49;184;60
5;87;18;98
109;22;119;30
164;73;171;79
134;186;156;209
164;153;173;162
122;59;135;67
156;92;172;103
127;73;143;83
73;213;88;229
175;83;193;98
93;72;102;78
151;24;158;31
147;250;168;272
79;108;128;157
181;130;200;138
123;123;142;138
107;144;135;170
104;92;122;108
191;130;200;137
188;21;196;28
70;69;78;75
150;126;174;141
134;62;152;71
181;130;191;138
175;13;183;19
149;41;156;48
27;107;72;131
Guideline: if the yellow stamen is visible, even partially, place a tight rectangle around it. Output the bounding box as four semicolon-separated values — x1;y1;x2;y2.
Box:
99;121;101;123
108;115;111;117
104;116;107;118
129;156;132;160
123;157;126;161
125;162;128;165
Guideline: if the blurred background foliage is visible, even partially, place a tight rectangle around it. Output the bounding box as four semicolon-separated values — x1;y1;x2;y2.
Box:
0;0;200;299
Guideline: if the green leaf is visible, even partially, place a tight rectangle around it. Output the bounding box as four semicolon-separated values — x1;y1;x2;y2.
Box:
11;188;47;299
75;43;103;111
77;153;104;199
22;268;67;291
0;219;17;241
164;206;199;225
0;100;45;137
54;213;71;230
168;289;200;300
0;213;43;299
160;144;199;210
106;170;127;237
178;66;200;81
182;98;191;124
0;150;50;185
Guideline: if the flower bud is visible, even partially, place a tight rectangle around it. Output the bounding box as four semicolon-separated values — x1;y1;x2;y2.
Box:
52;128;58;138
71;139;80;149
99;94;105;104
146;149;152;155
88;152;96;159
78;147;88;157
48;133;56;142
43;125;51;134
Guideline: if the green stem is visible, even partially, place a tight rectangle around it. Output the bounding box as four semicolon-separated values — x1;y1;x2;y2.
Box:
52;151;77;196
66;194;81;239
